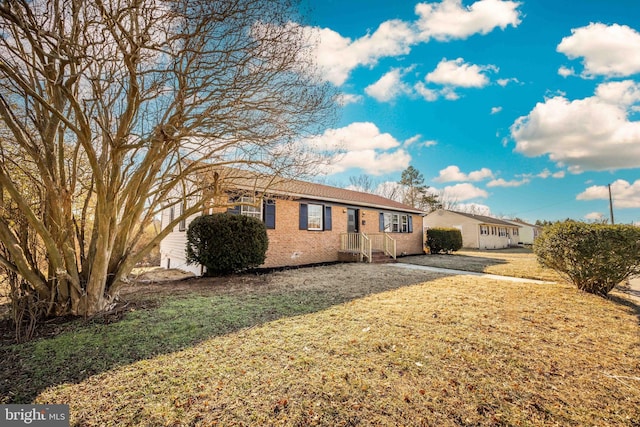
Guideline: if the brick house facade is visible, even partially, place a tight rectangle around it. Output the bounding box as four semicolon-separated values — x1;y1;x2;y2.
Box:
159;170;425;275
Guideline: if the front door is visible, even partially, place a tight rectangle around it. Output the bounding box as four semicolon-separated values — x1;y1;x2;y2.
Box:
347;208;359;233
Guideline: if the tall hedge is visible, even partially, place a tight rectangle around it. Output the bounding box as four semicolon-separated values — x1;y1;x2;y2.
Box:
426;228;463;254
534;220;640;296
186;213;268;275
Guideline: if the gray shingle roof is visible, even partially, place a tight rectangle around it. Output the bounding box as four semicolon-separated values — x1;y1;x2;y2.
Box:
441;210;520;227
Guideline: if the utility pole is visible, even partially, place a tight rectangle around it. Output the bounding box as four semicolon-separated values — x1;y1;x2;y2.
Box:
608;183;615;225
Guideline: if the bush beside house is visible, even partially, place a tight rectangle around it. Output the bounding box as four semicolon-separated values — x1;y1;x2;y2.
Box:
186;213;268;275
426;228;463;254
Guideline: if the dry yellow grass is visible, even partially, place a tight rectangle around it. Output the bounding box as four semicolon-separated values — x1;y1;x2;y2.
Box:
37;269;640;426
404;248;564;282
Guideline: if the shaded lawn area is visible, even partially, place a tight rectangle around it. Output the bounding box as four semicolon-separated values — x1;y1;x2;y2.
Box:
2;256;640;426
403;248;564;282
0;264;437;404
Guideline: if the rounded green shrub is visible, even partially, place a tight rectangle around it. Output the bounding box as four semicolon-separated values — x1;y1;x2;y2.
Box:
534;220;640;296
426;228;463;254
186;213;268;275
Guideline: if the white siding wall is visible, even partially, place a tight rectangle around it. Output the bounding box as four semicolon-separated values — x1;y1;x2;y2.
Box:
425;211;520;249
159;205;203;276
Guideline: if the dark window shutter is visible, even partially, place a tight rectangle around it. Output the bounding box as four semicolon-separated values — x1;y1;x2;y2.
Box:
264;201;276;229
408;215;413;233
227;195;240;215
379;212;384;232
299;203;308;230
324;205;332;231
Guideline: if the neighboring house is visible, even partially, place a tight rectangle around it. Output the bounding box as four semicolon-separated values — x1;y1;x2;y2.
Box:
159;169;425;275
424;209;521;250
502;219;542;245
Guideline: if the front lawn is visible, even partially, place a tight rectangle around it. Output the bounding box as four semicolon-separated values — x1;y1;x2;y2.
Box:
2;256;639;425
403;248;564;282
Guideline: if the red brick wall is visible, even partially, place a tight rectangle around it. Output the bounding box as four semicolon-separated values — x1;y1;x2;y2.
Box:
262;199;424;268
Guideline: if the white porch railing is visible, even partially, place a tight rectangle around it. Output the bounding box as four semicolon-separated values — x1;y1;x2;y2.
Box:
340;232;396;262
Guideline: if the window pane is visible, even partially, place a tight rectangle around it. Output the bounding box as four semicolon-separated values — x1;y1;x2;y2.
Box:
383;213;392;232
241;196;262;219
308;204;323;230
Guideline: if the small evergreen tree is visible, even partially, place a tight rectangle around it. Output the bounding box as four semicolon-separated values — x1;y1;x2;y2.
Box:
534;221;640;296
398;166;441;211
186;214;268;275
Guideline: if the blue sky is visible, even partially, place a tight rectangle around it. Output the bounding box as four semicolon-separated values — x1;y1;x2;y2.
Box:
298;0;640;224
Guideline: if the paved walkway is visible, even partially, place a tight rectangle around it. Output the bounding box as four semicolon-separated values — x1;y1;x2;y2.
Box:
624;277;640;302
389;263;555;284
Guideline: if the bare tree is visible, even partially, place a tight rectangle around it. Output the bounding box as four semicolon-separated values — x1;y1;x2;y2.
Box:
0;0;335;322
347;174;376;193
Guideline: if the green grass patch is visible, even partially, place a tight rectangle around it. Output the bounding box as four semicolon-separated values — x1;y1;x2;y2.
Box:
1;290;338;403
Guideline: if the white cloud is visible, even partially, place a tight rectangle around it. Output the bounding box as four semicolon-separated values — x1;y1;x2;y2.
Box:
557;23;640;78
440;87;460;100
305;21;415;86
365;68;411;102
487;178;530;187
414;81;439;101
584;212;606;221
511;80;640;173
557;66;575;78
326;149;411;176
441;183;488;201
423;140;438;147
497;77;520;86
537;169;565;179
455;203;492;216
305;0;522;86
435;165;494;182
335;93;363;106
307;122;411;176
403;134;437;148
307;122;401;151
576;179;640;208
426;57;495;88
491;106;502;114
415;0;522;41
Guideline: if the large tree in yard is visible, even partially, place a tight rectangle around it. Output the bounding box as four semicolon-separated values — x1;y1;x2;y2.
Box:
0;0;334;327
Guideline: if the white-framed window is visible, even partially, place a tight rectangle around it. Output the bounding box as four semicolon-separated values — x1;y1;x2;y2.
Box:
240;196;262;219
392;214;400;232
383;213;392;232
307;204;323;230
499;227;506;237
513;228;519;236
480;225;489;235
381;212;411;233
